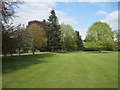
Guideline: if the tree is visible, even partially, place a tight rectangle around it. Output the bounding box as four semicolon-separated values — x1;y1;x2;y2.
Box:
1;0;22;56
75;31;83;50
14;24;30;56
60;23;78;51
1;0;22;24
84;21;114;53
46;9;61;51
2;25;18;56
27;24;47;55
118;30;120;51
114;30;120;51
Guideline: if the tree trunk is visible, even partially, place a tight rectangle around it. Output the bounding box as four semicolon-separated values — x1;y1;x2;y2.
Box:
32;49;35;55
32;46;35;55
32;51;34;55
99;50;101;53
10;53;13;56
18;47;20;56
4;54;7;56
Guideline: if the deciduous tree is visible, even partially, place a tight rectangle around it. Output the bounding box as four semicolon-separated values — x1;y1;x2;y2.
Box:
14;24;30;55
60;23;77;51
27;24;47;54
114;30;120;51
84;21;114;52
1;0;22;56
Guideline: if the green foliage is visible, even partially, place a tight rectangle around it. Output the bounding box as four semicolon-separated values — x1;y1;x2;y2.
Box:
27;24;47;54
84;21;114;52
2;25;18;56
114;30;120;51
14;24;31;54
46;9;61;51
60;23;77;51
1;0;22;56
75;31;83;50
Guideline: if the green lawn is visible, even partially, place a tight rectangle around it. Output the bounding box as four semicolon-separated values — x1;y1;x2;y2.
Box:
2;51;118;88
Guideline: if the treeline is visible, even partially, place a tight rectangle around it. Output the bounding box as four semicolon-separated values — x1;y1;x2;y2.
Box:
2;5;83;56
1;1;120;56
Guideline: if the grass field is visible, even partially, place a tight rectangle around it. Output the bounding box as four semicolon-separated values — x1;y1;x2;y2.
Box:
2;51;118;88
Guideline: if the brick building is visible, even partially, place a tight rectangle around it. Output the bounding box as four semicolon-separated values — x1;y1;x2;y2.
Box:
27;20;46;30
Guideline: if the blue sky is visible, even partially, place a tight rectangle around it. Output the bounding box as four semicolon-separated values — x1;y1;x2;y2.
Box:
14;1;118;39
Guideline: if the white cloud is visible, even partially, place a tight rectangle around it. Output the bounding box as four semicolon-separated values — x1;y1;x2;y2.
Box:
77;28;88;40
56;10;79;26
14;2;55;25
97;10;107;15
13;1;119;40
14;2;79;28
101;10;118;30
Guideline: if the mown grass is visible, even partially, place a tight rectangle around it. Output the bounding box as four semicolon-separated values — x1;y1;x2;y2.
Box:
2;51;118;88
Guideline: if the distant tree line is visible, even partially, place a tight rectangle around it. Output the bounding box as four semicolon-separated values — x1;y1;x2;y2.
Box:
1;1;119;56
1;2;83;56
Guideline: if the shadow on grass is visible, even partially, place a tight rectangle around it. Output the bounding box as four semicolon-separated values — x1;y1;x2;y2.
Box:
2;53;56;74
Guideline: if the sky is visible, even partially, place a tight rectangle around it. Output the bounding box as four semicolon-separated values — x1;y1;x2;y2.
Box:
14;0;119;39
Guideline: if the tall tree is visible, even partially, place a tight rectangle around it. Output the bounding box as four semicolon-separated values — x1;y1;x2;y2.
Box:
1;0;21;24
60;23;78;51
1;0;22;56
14;24;30;56
46;9;61;51
75;31;83;50
27;24;47;55
2;25;18;56
84;21;114;53
114;30;120;51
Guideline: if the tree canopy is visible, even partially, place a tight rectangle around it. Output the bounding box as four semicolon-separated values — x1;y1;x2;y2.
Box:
27;24;47;54
1;2;117;56
75;31;83;50
1;0;22;56
46;9;61;51
84;21;114;52
60;23;78;51
114;30;120;51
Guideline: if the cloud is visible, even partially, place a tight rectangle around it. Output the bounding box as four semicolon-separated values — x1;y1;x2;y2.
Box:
56;10;79;26
13;2;56;25
101;10;118;30
77;27;88;40
96;10;107;15
13;1;119;40
14;2;79;28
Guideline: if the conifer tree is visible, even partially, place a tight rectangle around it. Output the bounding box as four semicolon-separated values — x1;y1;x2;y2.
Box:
46;9;61;51
75;31;83;50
